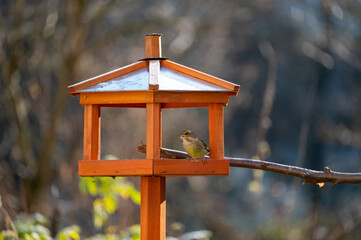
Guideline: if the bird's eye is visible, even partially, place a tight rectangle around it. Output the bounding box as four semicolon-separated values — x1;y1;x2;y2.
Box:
184;132;189;135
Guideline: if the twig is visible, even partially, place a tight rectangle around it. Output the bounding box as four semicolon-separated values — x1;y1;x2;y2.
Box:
138;145;361;185
138;145;190;159
228;158;361;185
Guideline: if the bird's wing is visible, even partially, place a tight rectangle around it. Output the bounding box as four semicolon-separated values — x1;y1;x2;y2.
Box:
199;138;210;153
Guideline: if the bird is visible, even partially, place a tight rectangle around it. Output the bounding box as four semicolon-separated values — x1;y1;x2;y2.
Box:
179;130;210;160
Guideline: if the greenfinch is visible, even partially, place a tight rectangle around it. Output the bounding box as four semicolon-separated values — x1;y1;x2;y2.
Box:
179;130;210;159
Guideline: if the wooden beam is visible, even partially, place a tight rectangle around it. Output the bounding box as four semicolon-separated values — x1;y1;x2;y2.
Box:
99;102;223;109
80;91;153;105
154;91;229;104
141;103;166;240
161;103;209;109
154;159;229;176
138;145;230;176
145;103;161;160
79;91;229;105
83;105;100;160
209;104;224;159
78;159;153;176
100;103;146;108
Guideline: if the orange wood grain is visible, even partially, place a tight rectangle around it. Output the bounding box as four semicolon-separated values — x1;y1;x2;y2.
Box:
154;159;230;176
162;60;240;94
154;91;229;104
80;91;229;105
68;61;148;94
141;176;166;240
149;84;159;90
83;105;100;160
145;34;162;58
209;104;224;159
80;91;153;105
100;103;146;108
161;103;209;109
146;103;161;160
141;102;166;239
78;159;153;176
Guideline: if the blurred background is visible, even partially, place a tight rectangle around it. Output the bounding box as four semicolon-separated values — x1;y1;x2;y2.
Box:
1;0;361;239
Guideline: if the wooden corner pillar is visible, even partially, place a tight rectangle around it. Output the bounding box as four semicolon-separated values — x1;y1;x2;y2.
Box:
83;104;100;160
141;103;165;240
209;103;224;159
141;34;166;240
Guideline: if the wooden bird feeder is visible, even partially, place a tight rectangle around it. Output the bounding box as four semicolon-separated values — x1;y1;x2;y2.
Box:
68;34;239;239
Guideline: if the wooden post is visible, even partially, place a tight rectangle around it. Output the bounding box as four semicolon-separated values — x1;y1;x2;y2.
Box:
141;176;166;240
141;103;166;240
209;103;224;159
83;104;100;160
145;34;162;58
141;33;166;240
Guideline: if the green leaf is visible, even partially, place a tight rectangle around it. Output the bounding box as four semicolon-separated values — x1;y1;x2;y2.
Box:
58;232;66;240
0;230;17;240
33;213;47;225
93;200;108;229
112;182;140;203
128;189;140;205
56;225;81;240
103;196;116;214
79;174;141;229
70;231;80;240
79;178;89;195
98;178;112;195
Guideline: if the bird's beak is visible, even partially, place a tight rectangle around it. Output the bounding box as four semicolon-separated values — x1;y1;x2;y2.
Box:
179;134;183;139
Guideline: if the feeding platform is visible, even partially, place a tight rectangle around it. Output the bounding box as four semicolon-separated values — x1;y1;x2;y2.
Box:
68;34;239;177
68;34;240;240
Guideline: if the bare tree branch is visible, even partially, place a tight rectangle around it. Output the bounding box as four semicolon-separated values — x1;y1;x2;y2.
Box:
138;145;361;185
228;158;361;185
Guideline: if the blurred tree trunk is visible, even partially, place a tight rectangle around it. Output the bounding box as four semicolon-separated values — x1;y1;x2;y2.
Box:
305;63;327;240
0;0;166;213
0;0;112;212
305;2;333;239
23;0;87;211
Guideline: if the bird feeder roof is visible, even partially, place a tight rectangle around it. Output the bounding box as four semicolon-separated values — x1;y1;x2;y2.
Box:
68;59;239;96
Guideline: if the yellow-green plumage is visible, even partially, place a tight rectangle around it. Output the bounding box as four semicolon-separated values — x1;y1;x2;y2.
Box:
179;130;210;158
